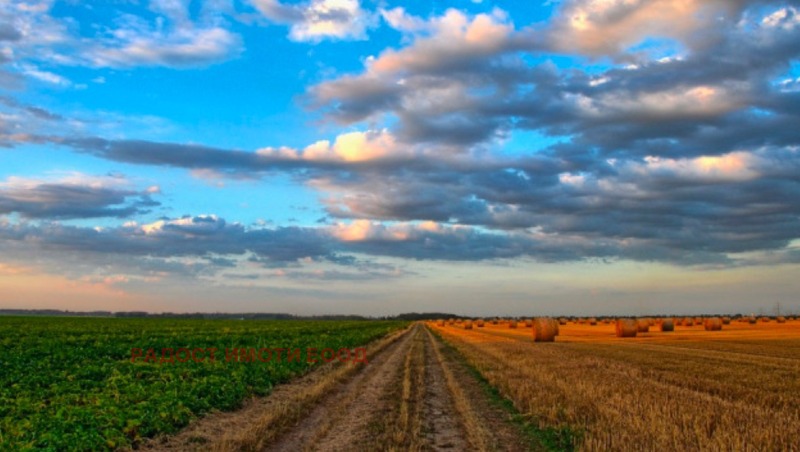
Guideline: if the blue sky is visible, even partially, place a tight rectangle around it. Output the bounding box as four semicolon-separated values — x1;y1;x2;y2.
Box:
1;0;800;316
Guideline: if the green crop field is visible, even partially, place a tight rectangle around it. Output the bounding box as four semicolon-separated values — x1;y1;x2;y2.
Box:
0;317;407;450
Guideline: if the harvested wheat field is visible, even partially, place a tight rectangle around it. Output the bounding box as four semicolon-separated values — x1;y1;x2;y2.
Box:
429;318;800;450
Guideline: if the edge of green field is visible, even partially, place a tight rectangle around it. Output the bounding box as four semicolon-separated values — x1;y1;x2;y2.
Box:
0;317;409;450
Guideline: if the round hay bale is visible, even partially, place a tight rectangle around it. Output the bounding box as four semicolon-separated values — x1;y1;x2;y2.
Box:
436;320;445;326
695;317;703;325
747;316;757;324
464;320;473;330
648;318;656;326
558;318;568;325
704;317;723;331
588;317;598;325
637;318;650;333
760;317;770;323
476;319;485;327
491;319;498;325
722;317;731;325
532;317;557;342
682;317;694;327
660;318;674;332
777;316;786;323
508;321;518;329
616;319;638;338
524;319;533;327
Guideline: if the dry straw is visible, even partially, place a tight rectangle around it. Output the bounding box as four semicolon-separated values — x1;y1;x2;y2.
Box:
476;319;485;327
464;320;473;330
532;317;558;342
704;317;723;331
722;317;731;325
637;318;650;333
508;321;518;329
588;317;598;325
660;318;674;332
616;319;638;337
777;316;786;323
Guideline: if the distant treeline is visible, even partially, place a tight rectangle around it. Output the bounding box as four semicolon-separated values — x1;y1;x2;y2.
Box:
5;309;771;320
0;309;363;320
0;309;459;321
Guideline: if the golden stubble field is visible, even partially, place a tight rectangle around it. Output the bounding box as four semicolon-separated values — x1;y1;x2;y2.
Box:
430;318;800;450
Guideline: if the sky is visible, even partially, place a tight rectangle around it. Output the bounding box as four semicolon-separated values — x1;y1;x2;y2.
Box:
1;0;799;316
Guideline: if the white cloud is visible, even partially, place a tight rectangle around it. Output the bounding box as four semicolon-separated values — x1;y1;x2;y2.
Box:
19;64;71;86
85;26;242;68
256;129;406;162
251;0;374;42
762;6;799;30
1;0;242;73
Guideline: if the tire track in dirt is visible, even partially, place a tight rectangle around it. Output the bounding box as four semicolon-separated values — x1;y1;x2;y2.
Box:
265;323;528;451
424;327;529;452
265;324;420;452
421;325;470;450
140;323;529;451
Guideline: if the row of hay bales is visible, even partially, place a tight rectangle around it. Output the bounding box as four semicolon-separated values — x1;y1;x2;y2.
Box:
434;314;794;339
614;316;728;337
432;317;561;342
737;316;789;323
435;318;490;329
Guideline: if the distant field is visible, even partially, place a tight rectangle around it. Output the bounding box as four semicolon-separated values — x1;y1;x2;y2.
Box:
431;319;800;450
0;317;407;450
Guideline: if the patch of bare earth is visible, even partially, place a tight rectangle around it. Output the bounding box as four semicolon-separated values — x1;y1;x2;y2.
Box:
137;323;528;451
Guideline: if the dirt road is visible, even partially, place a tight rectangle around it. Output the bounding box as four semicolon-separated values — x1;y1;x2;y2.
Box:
144;323;529;451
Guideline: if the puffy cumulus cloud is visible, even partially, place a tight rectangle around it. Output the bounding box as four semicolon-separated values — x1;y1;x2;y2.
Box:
548;0;747;56
309;1;800;150
0;173;159;219
250;0;374;42
371;8;515;74
308;7;522;138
